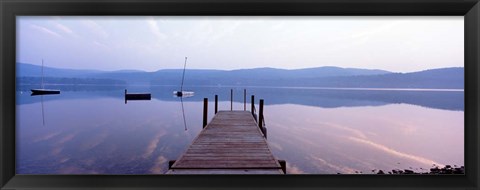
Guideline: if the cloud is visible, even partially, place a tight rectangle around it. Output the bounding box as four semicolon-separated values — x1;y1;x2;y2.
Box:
79;130;109;151
311;155;357;174
287;165;306;174
142;130;167;159
54;23;76;36
93;41;110;50
33;131;62;142
149;156;168;174
147;18;168;42
82;20;109;38
348;137;444;167
205;21;241;47
56;133;77;144
320;122;368;139
54;23;73;34
30;24;62;38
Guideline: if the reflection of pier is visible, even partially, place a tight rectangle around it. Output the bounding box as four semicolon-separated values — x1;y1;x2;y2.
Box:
167;93;285;174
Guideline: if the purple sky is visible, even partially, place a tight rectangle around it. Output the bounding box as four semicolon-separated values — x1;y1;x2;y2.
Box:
17;16;464;72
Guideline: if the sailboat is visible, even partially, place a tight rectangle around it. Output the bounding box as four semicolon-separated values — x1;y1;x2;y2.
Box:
173;57;194;97
31;59;60;95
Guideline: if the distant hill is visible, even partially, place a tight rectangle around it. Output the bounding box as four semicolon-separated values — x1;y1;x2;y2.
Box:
150;67;463;89
17;62;104;77
284;67;464;89
148;66;392;86
16;63;463;89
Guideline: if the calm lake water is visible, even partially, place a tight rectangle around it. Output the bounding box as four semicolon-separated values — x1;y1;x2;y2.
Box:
16;85;464;174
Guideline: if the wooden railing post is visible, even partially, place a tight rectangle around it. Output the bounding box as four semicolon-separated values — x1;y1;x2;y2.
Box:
214;95;218;114
259;99;264;130
244;89;246;111
230;89;233;111
203;98;208;128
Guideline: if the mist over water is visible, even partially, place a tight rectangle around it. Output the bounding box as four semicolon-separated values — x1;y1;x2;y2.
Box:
16;85;464;174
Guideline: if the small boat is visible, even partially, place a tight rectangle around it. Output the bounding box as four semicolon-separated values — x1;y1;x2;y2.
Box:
31;59;60;96
31;89;60;95
173;91;194;97
174;57;194;97
124;89;151;103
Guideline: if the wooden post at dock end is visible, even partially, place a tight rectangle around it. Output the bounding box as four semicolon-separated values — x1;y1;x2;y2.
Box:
244;89;246;111
258;99;264;130
230;89;233;111
214;95;218;114
203;98;208;128
168;160;176;169
279;160;286;174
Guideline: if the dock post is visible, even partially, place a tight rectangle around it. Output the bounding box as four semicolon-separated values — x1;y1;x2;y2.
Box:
259;99;264;130
230;89;233;111
168;160;176;169
251;95;255;115
214;95;218;114
244;89;246;111
124;89;127;104
203;98;208;128
279;160;286;174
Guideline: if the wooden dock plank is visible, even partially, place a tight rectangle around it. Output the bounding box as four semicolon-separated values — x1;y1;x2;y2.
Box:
167;111;283;174
166;169;284;174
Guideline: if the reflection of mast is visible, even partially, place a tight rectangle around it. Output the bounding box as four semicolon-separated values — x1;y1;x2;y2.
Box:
41;95;45;126
180;97;187;131
41;59;44;89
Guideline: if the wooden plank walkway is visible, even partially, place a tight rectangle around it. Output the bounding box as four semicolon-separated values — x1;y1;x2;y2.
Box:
166;111;284;174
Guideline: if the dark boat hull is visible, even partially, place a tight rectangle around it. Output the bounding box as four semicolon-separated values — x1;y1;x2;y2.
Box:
31;89;60;95
125;93;151;100
124;89;151;104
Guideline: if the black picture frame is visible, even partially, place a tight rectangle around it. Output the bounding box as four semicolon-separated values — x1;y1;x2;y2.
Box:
1;0;478;189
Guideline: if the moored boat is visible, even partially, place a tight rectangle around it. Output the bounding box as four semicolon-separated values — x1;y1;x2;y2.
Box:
31;89;61;95
174;57;194;97
30;59;60;96
124;89;151;101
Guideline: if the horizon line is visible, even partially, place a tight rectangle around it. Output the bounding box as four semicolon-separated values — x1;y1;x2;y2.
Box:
16;62;464;74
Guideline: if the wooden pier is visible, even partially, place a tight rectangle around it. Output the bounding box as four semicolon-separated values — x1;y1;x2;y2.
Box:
167;93;285;174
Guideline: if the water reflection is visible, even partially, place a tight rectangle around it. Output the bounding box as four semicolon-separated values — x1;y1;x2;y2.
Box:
16;97;206;174
266;104;463;174
17;85;464;111
16;85;464;174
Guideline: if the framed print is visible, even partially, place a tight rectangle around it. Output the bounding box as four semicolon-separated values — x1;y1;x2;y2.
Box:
1;0;479;189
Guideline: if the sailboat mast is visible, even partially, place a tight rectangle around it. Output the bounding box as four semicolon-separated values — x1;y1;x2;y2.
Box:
180;57;187;92
41;59;44;89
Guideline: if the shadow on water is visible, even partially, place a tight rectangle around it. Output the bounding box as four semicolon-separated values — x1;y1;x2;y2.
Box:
17;84;464;111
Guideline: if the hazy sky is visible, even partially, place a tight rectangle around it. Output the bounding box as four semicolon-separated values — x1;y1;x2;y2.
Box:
17;16;463;72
